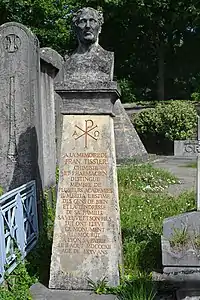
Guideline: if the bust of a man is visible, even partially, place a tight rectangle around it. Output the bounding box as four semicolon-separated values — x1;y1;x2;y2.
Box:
64;7;114;84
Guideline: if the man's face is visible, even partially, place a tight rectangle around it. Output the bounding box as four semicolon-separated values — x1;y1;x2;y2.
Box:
75;10;101;45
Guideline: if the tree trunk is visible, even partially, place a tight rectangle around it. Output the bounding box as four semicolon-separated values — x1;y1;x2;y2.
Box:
157;43;165;101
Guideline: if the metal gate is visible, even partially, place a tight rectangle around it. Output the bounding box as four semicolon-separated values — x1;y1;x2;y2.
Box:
0;180;38;284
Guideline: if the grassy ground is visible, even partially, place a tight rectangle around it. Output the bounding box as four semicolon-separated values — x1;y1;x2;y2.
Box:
0;163;196;299
181;162;197;168
118;164;195;277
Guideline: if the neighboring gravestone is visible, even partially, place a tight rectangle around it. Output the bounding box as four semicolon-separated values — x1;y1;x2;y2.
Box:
162;117;200;298
48;7;122;296
113;99;147;162
40;47;64;187
0;22;41;192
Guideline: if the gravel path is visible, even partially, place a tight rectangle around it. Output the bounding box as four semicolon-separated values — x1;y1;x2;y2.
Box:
152;156;197;196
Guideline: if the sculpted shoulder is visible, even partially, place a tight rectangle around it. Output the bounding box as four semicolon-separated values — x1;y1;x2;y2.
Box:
64;45;114;83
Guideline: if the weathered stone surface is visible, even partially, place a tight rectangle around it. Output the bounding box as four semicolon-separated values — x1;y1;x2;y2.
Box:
55;80;119;92
30;283;117;300
40;48;64;187
49;115;122;289
64;45;114;84
55;86;120;116
40;47;64;70
0;22;40;191
42;49;65;165
162;212;200;268
113;99;147;161
174;140;200;157
176;288;200;300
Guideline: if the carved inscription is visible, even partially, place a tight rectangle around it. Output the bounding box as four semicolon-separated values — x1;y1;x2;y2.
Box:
7;76;17;161
184;141;200;154
72;119;100;148
57;151;113;255
3;34;21;53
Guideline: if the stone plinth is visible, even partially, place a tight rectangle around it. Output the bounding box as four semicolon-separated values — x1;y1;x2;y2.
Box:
49;87;122;290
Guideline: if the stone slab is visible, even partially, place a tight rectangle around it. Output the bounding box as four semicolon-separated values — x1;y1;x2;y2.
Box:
176;288;200;300
113;99;147;161
40;47;64;70
58;90;118;116
0;22;40;191
162;212;200;267
30;283;117;300
174;140;200;157
49;115;122;289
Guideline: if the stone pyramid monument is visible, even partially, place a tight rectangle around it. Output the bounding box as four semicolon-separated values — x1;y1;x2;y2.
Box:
113;99;147;162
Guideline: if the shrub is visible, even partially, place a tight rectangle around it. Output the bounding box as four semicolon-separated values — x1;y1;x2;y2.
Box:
119;79;136;103
191;92;200;101
133;101;197;153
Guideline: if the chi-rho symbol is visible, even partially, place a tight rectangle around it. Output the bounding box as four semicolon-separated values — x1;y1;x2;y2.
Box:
72;119;100;148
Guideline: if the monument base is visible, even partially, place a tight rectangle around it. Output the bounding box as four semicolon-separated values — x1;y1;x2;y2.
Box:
30;283;117;300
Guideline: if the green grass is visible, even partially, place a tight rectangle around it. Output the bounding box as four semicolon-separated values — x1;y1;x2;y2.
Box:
181;162;197;168
118;164;195;275
0;163;196;299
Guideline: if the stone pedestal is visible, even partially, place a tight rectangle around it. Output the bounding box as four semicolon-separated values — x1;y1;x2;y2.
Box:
49;86;122;290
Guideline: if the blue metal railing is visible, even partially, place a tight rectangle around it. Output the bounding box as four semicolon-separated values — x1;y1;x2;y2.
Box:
0;180;38;284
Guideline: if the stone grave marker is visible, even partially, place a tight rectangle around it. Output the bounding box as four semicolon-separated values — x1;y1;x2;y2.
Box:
47;7;122;297
113;99;147;162
0;22;40;192
174;116;200;209
0;22;61;193
162;116;200;298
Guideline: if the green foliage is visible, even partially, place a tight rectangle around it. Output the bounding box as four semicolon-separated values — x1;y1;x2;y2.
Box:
0;0;74;54
169;227;188;248
0;163;196;298
26;186;57;284
119;79;136;103
134;100;197;142
118;279;156;300
0;261;36;300
191;92;200;101
87;277;109;294
118;164;178;192
181;162;197;168
56;166;60;184
118;164;195;274
0;185;56;297
0;186;3;196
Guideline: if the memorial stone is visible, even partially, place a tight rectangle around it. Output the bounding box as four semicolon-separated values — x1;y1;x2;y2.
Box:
0;22;40;192
113;99;147;162
162;117;200;298
49;7;122;292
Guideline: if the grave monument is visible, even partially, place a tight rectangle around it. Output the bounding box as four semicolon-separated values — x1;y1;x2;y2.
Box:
162;116;200;299
0;23;59;193
48;7;122;296
0;22;40;192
